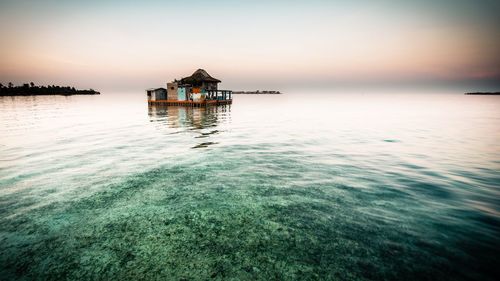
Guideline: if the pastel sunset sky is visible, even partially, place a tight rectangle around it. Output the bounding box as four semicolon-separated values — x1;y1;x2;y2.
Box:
1;0;499;92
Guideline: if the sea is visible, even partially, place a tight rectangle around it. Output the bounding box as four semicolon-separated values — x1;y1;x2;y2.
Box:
0;92;499;280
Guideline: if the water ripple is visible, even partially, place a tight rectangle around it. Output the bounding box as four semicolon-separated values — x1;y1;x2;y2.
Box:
0;93;499;280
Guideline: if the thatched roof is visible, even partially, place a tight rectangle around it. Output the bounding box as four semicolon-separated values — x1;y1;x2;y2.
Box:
180;69;221;85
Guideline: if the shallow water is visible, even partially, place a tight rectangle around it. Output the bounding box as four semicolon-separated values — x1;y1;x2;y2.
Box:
0;93;499;280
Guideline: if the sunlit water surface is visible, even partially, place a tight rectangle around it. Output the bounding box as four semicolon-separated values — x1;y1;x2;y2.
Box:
0;93;499;280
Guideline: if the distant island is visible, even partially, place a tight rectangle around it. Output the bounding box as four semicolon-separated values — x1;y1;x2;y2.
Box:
233;90;282;94
0;82;100;96
465;92;500;95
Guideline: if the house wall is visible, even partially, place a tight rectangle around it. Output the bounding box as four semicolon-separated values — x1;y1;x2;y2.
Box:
155;89;167;100
147;90;154;101
177;87;187;101
148;89;167;100
167;82;178;100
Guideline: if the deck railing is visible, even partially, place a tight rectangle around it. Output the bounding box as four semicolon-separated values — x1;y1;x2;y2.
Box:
205;90;232;100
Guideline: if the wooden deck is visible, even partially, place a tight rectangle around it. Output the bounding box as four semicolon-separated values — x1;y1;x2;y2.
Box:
148;99;232;107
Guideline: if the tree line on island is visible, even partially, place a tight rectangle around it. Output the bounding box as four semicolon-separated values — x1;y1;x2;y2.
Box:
0;82;99;96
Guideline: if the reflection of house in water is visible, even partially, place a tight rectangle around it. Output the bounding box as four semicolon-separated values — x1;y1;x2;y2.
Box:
147;69;232;106
148;104;230;129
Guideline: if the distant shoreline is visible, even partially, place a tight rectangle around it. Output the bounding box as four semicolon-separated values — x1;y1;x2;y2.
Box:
465;92;500;95
0;83;100;96
233;90;282;95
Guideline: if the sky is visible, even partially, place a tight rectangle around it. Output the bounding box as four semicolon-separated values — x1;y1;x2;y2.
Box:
0;0;499;92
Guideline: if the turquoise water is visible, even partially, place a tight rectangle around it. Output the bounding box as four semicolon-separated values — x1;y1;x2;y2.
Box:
0;93;499;280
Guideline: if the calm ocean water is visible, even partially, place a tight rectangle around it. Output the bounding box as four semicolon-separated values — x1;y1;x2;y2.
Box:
0;93;499;280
